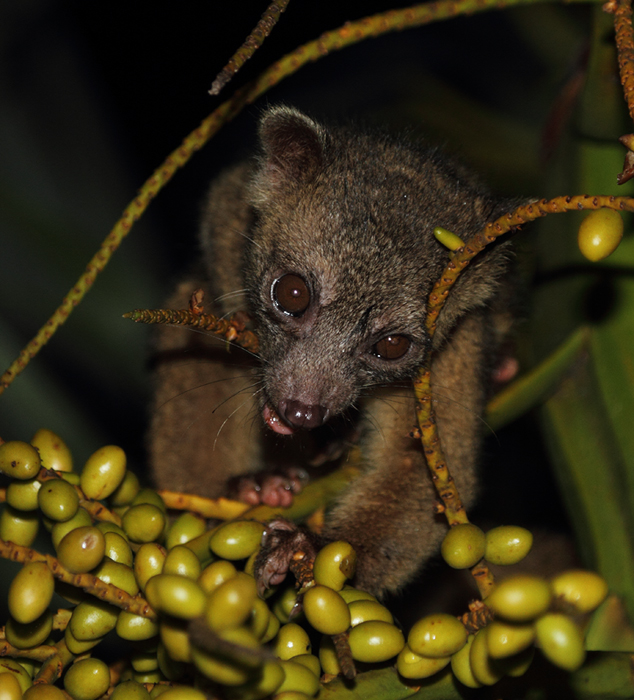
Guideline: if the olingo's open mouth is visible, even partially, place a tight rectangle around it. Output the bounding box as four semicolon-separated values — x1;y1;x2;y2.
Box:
262;403;295;435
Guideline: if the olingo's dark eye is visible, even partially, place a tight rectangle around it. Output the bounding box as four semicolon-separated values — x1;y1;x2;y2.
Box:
372;335;410;360
272;274;311;316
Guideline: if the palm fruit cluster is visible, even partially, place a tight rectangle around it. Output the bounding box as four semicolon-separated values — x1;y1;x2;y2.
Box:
0;431;610;698
391;521;608;688
0;432;407;700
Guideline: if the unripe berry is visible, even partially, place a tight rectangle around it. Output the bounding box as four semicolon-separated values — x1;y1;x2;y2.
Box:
577;208;623;262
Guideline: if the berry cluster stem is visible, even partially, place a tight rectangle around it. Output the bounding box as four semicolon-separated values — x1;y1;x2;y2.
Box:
33;639;74;686
0;539;156;620
0;640;58;663
157;491;250;520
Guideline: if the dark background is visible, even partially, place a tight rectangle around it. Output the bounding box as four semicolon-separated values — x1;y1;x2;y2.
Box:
0;0;590;528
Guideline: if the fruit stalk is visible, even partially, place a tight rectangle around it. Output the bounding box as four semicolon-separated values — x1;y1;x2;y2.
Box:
156;491;250;520
33;638;74;686
0;539;156;620
0;640;58;663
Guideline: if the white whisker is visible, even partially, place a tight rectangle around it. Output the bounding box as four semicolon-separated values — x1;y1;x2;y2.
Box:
161;324;260;360
211;380;263;415
213;388;264;450
154;374;257;410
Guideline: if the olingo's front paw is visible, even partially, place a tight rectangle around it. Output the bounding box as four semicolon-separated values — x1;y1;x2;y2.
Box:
254;518;320;597
230;468;309;507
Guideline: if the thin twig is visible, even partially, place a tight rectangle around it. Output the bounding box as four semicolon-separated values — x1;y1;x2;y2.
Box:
606;0;634;124
209;0;291;96
124;309;259;354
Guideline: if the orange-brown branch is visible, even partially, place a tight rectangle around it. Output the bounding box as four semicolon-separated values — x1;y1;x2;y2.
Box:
606;0;634;124
123;309;259;355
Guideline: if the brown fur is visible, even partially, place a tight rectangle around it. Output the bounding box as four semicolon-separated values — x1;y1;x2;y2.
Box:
149;106;517;596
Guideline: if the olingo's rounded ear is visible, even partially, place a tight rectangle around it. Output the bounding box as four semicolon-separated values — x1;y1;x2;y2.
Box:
258;106;327;185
